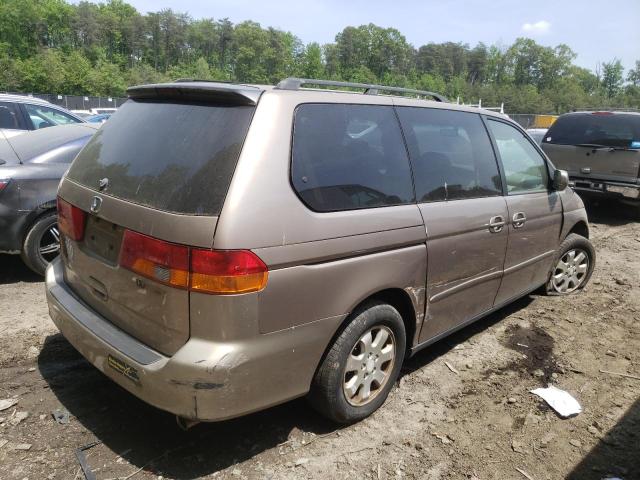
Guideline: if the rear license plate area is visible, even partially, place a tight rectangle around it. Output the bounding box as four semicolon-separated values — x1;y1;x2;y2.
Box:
82;216;124;265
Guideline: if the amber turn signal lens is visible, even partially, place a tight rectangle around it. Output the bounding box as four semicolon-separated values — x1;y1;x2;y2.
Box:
190;271;268;294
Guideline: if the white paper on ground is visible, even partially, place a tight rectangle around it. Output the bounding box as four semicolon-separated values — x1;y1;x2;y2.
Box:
0;398;18;411
530;385;582;418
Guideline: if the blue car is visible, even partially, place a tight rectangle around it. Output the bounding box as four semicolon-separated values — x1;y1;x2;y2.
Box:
86;113;111;124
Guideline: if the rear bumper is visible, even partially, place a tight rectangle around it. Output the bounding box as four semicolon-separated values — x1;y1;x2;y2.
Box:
569;178;640;202
45;257;342;421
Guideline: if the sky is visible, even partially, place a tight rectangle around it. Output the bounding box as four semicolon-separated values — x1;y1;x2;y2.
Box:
118;0;640;73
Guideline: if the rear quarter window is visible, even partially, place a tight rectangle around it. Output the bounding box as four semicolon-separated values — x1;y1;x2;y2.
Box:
291;104;414;212
66;100;255;215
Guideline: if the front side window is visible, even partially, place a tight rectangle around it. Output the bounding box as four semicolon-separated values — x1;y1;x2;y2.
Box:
488;119;549;194
396;107;502;202
25;104;81;129
291;104;414;212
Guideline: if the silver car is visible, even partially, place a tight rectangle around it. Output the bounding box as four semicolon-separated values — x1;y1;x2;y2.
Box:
0;94;86;138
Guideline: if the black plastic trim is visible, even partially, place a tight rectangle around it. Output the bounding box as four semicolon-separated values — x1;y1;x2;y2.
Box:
127;82;263;105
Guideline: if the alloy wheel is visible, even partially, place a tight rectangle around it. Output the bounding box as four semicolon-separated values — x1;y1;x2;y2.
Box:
551;248;589;293
38;224;61;262
343;325;396;406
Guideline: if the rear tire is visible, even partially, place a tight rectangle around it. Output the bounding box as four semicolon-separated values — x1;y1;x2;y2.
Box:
21;212;60;276
545;233;595;295
308;301;406;424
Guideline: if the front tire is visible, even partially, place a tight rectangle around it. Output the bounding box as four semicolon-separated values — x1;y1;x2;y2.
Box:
21;212;60;275
546;233;595;295
309;301;406;423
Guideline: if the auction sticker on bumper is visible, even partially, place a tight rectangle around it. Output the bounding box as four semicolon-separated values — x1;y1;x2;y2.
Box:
108;354;140;384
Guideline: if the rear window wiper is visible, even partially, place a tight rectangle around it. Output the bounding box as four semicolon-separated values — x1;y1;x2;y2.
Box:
574;143;636;151
575;143;612;149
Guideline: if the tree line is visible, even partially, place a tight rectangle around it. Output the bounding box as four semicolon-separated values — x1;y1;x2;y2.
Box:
1;0;639;113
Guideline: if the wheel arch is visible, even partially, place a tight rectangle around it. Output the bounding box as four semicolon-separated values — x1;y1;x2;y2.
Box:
567;220;589;239
367;288;417;354
20;202;57;244
312;287;418;380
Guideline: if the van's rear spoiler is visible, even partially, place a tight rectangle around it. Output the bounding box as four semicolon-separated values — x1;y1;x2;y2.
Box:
127;80;263;106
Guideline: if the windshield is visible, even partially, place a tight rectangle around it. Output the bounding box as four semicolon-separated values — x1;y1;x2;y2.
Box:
543;113;640;148
24;104;82;129
66;99;255;215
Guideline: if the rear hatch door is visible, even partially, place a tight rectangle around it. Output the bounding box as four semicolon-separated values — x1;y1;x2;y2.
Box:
60;85;258;355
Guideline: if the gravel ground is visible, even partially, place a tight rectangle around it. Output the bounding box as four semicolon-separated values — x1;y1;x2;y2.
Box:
0;200;638;480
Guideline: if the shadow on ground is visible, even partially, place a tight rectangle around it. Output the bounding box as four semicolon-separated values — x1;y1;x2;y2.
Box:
403;295;535;376
583;197;640;226
568;398;640;480
38;333;335;478
0;254;41;285
38;293;538;478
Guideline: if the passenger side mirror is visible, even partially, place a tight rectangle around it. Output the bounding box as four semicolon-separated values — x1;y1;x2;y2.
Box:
553;169;569;191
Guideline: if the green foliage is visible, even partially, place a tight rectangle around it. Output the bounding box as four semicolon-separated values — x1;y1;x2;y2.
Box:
0;0;638;113
628;61;640;87
601;59;625;98
299;43;325;79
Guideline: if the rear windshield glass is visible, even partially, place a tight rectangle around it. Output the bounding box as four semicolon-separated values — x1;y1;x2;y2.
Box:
66;99;255;215
543;113;640;148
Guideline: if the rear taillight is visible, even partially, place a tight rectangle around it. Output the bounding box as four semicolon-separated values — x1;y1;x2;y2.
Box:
191;249;268;294
120;230;189;289
0;180;9;193
119;230;268;295
57;197;86;241
592;111;614;116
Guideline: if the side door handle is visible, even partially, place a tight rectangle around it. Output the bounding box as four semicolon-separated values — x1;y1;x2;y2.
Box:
488;215;505;233
512;212;527;228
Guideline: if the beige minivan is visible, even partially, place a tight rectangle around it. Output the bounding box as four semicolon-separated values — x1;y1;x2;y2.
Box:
46;78;595;425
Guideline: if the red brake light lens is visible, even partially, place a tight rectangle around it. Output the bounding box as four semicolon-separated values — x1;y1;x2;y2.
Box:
0;180;9;193
592;111;614;116
57;197;86;241
190;249;268;294
119;230;189;289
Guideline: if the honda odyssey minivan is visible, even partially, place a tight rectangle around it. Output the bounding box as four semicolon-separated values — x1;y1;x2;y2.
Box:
46;78;595;424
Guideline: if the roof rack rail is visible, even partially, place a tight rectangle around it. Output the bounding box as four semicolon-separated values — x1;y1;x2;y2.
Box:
275;78;447;102
456;96;505;114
